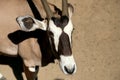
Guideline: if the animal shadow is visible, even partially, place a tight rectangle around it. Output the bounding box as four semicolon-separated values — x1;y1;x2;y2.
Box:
0;55;24;80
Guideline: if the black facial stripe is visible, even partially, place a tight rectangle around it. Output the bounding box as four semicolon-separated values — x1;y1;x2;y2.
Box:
58;32;72;56
22;17;35;29
51;16;69;29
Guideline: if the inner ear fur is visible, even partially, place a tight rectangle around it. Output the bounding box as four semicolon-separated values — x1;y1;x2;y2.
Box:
16;15;47;31
68;3;74;19
16;15;36;31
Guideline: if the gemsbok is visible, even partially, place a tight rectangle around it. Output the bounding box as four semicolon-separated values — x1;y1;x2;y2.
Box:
0;0;77;80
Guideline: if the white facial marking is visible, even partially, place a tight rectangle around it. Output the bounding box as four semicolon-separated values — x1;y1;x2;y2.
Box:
64;20;73;43
49;19;62;51
60;55;77;74
28;67;36;72
35;19;47;31
0;73;3;79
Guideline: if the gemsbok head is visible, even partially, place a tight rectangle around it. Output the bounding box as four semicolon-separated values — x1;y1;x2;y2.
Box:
41;0;77;74
16;0;77;75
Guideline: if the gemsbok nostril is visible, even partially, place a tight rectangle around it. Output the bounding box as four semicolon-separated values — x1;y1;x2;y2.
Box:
64;66;75;74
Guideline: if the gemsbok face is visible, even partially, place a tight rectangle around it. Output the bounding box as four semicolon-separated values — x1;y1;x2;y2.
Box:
43;0;77;74
17;0;77;75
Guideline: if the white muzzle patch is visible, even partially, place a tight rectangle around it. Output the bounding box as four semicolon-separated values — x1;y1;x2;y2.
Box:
28;67;36;72
60;55;77;74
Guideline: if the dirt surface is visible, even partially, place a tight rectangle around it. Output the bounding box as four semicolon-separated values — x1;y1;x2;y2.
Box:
0;0;120;80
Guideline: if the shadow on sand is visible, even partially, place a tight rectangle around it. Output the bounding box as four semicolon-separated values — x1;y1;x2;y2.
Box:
0;55;24;80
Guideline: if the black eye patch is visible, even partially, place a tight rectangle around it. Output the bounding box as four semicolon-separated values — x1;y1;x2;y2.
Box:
51;16;69;29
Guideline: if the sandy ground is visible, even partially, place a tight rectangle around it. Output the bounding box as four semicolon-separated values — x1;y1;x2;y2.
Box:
0;0;120;80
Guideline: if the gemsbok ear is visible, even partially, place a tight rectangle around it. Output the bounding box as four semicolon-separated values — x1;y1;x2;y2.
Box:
16;15;47;31
68;4;74;19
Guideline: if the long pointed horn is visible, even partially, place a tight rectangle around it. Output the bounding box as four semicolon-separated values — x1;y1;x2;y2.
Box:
62;0;68;16
41;0;53;19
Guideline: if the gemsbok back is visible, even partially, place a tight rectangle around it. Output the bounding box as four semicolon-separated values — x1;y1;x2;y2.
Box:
0;0;77;80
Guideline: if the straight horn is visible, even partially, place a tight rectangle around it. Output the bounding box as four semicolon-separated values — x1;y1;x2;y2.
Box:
62;0;68;16
41;0;53;19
